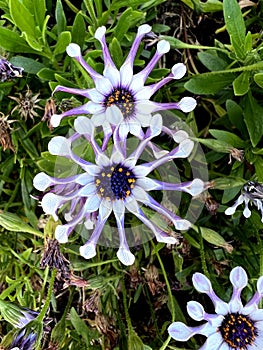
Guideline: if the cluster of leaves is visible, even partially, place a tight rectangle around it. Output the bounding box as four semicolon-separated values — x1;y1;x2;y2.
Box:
0;0;262;349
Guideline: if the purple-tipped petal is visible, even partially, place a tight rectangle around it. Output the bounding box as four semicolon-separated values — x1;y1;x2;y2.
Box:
48;136;71;156
178;97;197;112
55;225;71;243
117;248;135;266
79;243;97;259
33;172;53;191
187;301;205;321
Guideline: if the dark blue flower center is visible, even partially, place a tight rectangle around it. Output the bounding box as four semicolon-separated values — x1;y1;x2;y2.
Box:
95;163;136;200
219;313;257;349
104;88;135;118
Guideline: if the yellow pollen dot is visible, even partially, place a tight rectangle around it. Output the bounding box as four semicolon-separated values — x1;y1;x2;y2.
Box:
126;190;130;196
107;173;111;177
126;171;130;176
96;179;101;185
111;167;114;171
100;188;104;192
118;168;123;172
130;184;134;189
102;172;106;177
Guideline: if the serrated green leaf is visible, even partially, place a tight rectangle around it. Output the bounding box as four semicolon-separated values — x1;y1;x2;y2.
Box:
223;0;246;60
185;72;235;94
53;31;71;55
0;211;42;236
233;71;250;96
243;92;263;147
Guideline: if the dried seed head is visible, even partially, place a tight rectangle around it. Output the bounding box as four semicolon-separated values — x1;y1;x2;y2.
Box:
229;148;244;164
42;98;56;130
0;113;15;152
144;265;165;296
9;86;43;121
83;290;101;314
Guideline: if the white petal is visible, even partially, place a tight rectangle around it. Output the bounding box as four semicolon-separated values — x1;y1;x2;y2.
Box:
137;24;152;35
79;243;97;259
177;138;194;158
94;26;106;40
187;301;205;321
174;219;192;230
77;183;96;196
95;76;113;96
74;116;94;135
55;225;69;243
50;113;63;127
225;206;238;215
149;113;162;136
157;40;170;54
84;195;101;212
48;136;70;156
41;193;61;220
193;273;213;293
199;332;223;350
173;130;189;143
155;234;177;245
136;178;159;191
184;179;205;196
132;186;148;202
117;247;135;266
105;105;123;125
118;121;130;139
218;342;230;350
257;276;263;294
168;322;195;341
178;97;197;112
91;112;106;126
96;153;111;167
33;172;52;191
230;266;248;289
134;112;152;127
243;205;251;218
171;63;187;79
66;43;81;57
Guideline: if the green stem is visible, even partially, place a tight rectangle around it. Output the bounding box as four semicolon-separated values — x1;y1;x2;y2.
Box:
198;227;209;277
121;277;133;333
152;242;175;350
255;229;263;277
37;268;57;322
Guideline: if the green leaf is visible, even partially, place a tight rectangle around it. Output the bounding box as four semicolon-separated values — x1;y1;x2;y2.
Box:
53;31;71;55
70;307;90;346
223;0;246;60
109;37;123;68
10;56;45;74
226;99;247;137
9;0;36;37
0;211;42;236
0;27;37;53
192;137;232;153
113;8;144;41
185;72;235;94
55;0;67;35
37;68;56;80
192;225;233;253
209;129;246;148
243;92;263;147
197;51;228;71
33;0;46;30
21;32;43;51
200;0;223;12
254;73;263;88
233;71;250;96
72;12;86;49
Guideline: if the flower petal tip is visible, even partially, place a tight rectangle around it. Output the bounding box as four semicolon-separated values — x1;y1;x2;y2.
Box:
33;172;52;191
138;24;152;35
168;322;194;341
179;97;197;113
230;266;248;289
172;63;187;79
94;26;106;40
66;43;81;57
48;136;70;156
192;272;212;293
117;248;135;266
79;244;97;259
55;225;69;243
157;40;170;54
50;113;63;127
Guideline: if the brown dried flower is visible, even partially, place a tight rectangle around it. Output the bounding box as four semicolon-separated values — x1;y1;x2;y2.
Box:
144;264;165;296
0;113;15;152
42;98;56;130
9;86;43;121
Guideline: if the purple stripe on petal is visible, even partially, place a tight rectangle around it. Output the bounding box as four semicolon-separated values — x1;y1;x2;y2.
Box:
53;85;96;99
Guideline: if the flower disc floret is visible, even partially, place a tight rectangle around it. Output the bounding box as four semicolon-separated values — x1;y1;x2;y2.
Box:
168;266;263;350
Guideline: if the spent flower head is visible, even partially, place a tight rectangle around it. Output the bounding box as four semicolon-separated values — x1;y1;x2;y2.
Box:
33;116;206;265
9;87;43;121
168;266;263;350
51;24;196;147
225;181;263;222
0;113;15;152
0;58;23;82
